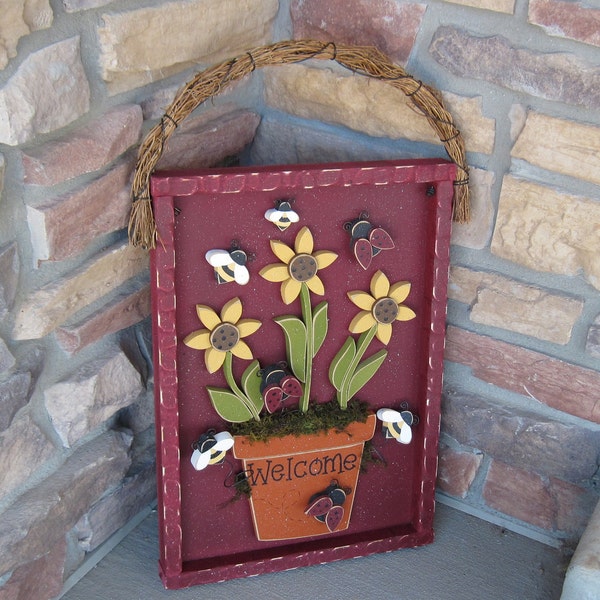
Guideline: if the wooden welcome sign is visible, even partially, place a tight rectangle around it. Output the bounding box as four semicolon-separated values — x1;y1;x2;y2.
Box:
149;157;455;588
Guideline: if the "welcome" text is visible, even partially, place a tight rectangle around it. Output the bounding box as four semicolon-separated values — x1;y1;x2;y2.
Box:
246;451;358;486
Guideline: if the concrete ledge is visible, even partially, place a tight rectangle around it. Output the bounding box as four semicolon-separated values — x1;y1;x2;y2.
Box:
561;499;600;600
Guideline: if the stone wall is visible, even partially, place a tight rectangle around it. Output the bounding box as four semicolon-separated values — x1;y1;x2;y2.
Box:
259;0;600;548
0;0;598;597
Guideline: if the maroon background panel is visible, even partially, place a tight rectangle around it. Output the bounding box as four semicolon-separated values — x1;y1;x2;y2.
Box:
150;159;455;589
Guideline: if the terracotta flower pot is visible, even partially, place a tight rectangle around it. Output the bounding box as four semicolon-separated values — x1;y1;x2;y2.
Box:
233;413;376;541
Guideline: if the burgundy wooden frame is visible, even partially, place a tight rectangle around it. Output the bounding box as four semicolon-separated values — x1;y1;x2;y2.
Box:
150;158;455;589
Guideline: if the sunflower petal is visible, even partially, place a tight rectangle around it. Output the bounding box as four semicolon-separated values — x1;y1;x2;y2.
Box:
281;278;302;304
237;318;262;337
347;290;375;311
259;263;290;282
231;339;253;360
396;306;417;321
389;281;411;304
205;347;226;374
196;304;221;330
294;226;314;254
270;240;295;264
370;270;390;299
221;297;242;324
376;323;393;345
183;329;211;350
349;310;376;334
306;275;325;296
313;250;337;270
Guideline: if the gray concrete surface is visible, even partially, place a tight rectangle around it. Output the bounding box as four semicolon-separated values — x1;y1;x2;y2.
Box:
60;502;569;600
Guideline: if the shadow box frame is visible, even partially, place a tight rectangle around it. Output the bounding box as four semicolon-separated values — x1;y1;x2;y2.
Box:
149;157;455;589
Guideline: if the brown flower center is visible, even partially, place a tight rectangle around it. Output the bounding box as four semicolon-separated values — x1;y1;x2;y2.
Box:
209;323;240;351
373;297;399;324
288;254;318;282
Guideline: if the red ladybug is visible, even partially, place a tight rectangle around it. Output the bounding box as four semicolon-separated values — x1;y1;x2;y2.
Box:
304;481;350;532
345;215;395;270
260;363;303;413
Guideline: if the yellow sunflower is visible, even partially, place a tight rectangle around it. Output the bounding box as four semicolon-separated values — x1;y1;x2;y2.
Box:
347;270;416;345
183;297;261;374
259;226;338;304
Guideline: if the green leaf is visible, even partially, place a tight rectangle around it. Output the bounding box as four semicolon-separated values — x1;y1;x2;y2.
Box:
347;349;388;400
207;387;253;423
312;301;329;357
328;336;356;391
274;315;307;382
241;360;264;415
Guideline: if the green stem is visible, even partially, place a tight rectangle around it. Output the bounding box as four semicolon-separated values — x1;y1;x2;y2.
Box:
223;352;261;421
339;324;378;409
299;283;313;413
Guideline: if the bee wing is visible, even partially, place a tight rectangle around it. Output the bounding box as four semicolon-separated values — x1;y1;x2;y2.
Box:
286;210;300;223
213;431;234;452
377;408;402;423
399;424;413;444
234;264;250;285
206;249;232;266
191;448;211;470
264;208;283;222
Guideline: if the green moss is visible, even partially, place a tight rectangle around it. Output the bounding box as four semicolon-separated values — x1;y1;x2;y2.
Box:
360;440;387;472
230;399;371;442
219;471;252;506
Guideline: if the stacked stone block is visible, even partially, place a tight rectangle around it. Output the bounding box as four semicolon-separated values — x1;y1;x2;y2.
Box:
0;0;598;597
0;1;271;598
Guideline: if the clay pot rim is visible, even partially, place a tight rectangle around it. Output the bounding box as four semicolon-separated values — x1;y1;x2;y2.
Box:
232;413;376;459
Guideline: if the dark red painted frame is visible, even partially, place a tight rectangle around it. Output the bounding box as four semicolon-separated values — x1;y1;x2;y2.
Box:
150;158;455;589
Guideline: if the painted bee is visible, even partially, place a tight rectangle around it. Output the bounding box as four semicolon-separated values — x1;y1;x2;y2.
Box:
345;214;395;270
259;362;303;413
376;407;415;445
264;199;300;231
190;430;234;471
205;248;250;285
